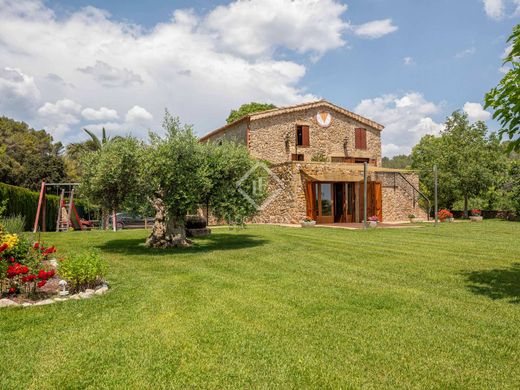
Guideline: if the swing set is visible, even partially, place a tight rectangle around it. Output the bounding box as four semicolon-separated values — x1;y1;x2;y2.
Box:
33;182;94;233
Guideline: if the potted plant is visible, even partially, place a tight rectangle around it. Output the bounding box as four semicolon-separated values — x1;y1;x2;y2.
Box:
469;209;483;222
300;216;316;227
368;215;379;228
438;209;454;222
408;213;416;223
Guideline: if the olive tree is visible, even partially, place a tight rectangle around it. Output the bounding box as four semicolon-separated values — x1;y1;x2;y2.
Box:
142;112;266;248
80;137;142;231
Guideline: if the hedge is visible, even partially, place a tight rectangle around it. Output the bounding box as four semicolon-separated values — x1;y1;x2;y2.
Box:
0;182;90;231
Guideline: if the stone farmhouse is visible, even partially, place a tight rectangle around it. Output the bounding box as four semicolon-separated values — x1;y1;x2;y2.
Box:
201;100;428;224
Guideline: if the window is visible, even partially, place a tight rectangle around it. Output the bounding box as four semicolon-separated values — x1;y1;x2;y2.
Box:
296;125;310;147
355;128;367;150
291;153;304;161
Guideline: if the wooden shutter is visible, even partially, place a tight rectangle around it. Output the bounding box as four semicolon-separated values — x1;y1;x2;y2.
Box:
355;128;367;150
374;182;383;222
302;125;310;147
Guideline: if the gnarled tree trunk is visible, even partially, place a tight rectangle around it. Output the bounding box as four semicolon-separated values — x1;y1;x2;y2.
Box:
146;195;191;248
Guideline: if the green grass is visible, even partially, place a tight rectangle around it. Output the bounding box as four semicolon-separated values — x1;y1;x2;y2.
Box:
1;221;520;389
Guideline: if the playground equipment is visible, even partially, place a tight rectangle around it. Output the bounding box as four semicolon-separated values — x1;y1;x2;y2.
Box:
33;182;93;233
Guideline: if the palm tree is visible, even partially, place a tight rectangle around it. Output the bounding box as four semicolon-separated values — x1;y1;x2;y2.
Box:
83;127;121;150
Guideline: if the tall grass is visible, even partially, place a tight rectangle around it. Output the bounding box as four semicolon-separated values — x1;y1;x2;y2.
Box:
1;214;26;233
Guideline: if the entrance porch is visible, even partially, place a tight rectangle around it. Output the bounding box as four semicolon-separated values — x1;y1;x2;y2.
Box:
306;181;382;224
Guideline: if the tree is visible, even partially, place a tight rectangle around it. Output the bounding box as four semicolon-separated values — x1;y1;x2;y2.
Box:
0;116;66;190
80;137;142;231
64;128;123;181
142;113;210;247
412;111;506;216
142;112;266;248
226;102;276;124
485;23;520;152
205;141;266;224
382;154;412;169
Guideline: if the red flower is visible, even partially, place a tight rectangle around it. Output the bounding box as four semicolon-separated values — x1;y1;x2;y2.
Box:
8;287;16;294
20;265;29;274
26;274;37;282
37;280;46;288
0;243;8;252
37;269;47;279
9;257;15;263
33;242;40;249
42;246;56;256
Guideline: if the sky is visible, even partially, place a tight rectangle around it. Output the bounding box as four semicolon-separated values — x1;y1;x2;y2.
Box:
0;0;518;157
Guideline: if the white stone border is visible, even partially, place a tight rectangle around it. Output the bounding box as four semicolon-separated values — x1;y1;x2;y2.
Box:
0;284;109;308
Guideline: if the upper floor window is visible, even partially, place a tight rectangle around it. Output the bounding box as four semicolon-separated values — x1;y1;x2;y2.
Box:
355;128;367;150
296;125;310;147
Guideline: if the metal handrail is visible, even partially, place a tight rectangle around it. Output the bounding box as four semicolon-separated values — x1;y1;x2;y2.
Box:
396;172;431;220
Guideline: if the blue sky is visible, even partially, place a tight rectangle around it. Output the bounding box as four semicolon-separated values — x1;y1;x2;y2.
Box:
0;0;518;156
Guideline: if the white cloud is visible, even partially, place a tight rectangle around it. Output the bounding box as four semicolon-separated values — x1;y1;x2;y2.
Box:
355;92;444;157
455;47;476;59
403;56;414;65
0;0;323;142
81;106;119;121
125;105;153;123
482;0;520;20
78;61;143;88
352;19;398;39
463;102;491;122
204;0;348;58
0;67;41;118
37;98;82;137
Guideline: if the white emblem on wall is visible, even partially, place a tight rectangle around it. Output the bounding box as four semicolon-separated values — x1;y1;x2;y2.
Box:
316;111;332;127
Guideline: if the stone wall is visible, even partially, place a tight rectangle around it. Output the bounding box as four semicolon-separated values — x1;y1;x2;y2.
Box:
377;172;429;222
203;119;248;145
248;107;382;165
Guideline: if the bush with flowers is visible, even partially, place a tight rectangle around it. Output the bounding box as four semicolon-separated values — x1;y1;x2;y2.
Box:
471;209;481;216
0;223;57;297
437;209;453;221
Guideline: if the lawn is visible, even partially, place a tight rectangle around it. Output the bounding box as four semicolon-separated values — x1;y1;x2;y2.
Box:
1;221;520;389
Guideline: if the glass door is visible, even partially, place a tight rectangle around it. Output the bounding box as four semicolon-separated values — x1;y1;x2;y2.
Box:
315;183;334;224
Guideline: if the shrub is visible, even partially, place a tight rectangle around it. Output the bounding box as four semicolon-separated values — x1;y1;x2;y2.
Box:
1;214;26;234
368;215;379;222
471;209;481;216
185;215;207;229
496;211;517;221
311;151;328;162
438;209;453;220
58;249;107;292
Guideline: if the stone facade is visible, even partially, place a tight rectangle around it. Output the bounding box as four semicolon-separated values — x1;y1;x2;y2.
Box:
249;162;428;224
249;108;381;165
201;100;428;223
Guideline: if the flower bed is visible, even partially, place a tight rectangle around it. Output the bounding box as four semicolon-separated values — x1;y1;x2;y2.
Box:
0;223;108;308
